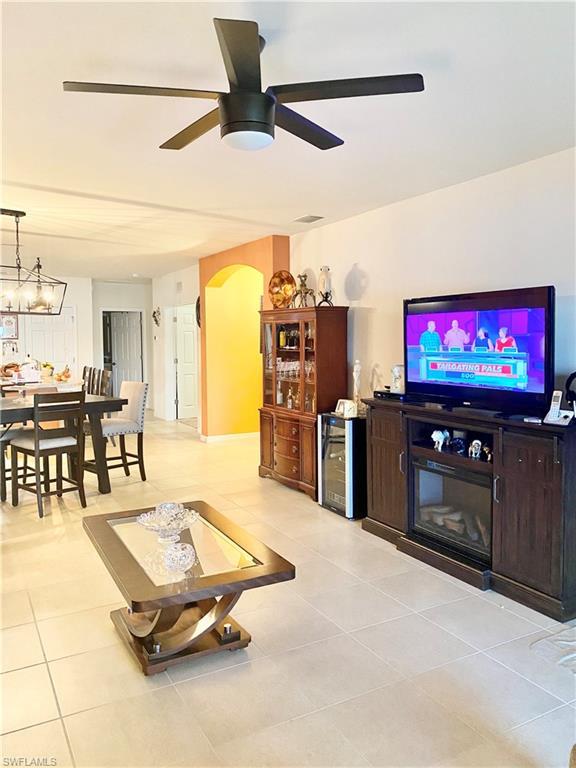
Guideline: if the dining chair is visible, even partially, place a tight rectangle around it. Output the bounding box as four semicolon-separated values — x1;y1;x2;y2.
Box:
0;385;59;500
10;390;87;518
85;381;148;482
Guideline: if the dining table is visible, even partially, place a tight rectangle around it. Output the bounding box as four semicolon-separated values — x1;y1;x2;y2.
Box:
0;393;128;494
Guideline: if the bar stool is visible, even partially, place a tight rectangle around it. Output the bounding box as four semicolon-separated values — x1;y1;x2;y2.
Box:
10;390;87;518
85;381;148;482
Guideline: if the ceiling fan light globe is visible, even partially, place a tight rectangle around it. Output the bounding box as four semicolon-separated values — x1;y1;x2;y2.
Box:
222;130;274;151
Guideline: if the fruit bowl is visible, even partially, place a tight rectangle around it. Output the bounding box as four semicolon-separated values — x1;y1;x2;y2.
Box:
137;502;199;544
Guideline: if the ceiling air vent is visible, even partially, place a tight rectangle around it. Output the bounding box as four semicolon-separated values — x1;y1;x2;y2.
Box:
294;215;324;224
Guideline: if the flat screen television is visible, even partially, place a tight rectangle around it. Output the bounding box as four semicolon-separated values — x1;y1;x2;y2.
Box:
404;286;555;415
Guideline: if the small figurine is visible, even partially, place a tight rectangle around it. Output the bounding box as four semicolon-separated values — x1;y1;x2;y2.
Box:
482;444;493;463
317;266;334;307
442;429;451;447
469;439;482;459
293;274;316;308
432;429;447;451
390;364;405;394
451;437;467;455
353;360;362;405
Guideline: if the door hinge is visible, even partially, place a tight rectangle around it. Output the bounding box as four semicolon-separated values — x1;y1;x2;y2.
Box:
174;357;178;364
173;316;177;323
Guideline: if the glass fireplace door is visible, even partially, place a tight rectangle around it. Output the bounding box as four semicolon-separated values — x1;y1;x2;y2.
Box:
412;458;492;561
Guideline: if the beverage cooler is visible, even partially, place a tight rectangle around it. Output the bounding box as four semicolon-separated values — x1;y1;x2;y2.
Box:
318;414;367;519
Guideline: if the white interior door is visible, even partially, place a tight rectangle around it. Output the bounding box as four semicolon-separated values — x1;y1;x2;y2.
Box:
176;305;198;419
25;306;77;375
110;311;143;393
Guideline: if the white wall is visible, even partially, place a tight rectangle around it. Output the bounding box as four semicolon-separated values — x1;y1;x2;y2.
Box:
291;149;576;397
10;276;93;377
91;280;153;396
152;264;199;420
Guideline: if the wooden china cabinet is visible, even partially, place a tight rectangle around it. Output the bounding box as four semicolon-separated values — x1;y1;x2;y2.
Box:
259;306;348;499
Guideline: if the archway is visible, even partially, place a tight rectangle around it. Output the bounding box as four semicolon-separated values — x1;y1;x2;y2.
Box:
204;264;264;437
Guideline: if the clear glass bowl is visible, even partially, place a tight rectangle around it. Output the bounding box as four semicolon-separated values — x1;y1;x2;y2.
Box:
163;543;197;573
137;502;199;544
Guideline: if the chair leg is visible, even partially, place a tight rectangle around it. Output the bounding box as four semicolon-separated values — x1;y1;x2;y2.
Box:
56;455;63;497
11;448;19;506
35;459;44;518
119;435;130;476
0;446;6;503
43;457;50;493
23;454;28;484
76;453;87;508
137;432;146;481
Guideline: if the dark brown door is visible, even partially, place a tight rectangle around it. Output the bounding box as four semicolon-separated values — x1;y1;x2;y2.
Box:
493;432;562;597
368;409;407;531
301;421;316;488
260;411;274;469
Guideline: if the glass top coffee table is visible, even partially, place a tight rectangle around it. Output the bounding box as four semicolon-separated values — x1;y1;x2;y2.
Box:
83;501;295;675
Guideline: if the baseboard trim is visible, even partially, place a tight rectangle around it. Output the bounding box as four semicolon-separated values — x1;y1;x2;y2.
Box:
490;573;575;621
200;432;260;443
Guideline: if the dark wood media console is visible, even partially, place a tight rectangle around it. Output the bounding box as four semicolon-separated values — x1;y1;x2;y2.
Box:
363;397;576;621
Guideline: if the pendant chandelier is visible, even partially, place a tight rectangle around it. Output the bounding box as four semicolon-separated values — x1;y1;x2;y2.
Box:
1;208;67;315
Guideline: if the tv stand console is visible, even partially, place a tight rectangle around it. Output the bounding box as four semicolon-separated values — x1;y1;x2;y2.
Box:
363;398;576;621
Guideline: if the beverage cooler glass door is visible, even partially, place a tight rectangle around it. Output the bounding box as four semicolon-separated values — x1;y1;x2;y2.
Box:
319;415;349;516
412;458;492;562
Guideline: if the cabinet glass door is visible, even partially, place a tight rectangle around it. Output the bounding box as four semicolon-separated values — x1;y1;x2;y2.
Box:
263;322;274;406
275;322;301;411
303;320;316;414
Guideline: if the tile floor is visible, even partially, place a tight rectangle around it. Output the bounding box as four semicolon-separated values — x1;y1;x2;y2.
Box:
1;418;575;767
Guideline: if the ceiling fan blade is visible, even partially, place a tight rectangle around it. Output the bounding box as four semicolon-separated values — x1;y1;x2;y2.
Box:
268;74;424;104
159;109;220;150
275;104;343;150
63;81;220;99
213;18;261;92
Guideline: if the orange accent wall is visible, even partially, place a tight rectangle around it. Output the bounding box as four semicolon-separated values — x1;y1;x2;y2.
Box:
199;235;290;437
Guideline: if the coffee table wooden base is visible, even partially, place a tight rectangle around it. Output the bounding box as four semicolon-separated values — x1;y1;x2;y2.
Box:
111;604;251;676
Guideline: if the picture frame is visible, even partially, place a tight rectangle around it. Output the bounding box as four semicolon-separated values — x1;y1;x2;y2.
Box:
0;314;18;340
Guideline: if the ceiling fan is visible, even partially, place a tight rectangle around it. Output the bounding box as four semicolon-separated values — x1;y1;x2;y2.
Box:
63;18;424;152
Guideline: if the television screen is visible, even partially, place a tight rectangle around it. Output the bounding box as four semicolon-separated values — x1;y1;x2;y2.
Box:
404;287;555;412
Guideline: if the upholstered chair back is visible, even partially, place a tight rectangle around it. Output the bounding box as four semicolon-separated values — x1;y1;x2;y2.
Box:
119;381;148;430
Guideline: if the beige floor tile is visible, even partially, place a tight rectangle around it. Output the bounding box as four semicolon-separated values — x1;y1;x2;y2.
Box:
269;634;402;707
0;623;45;673
234;594;342;655
37;603;123;660
0;719;73;767
297;532;419;580
480;589;564;629
176;656;317;746
486;629;576;702
305;582;411;631
288;557;363;598
49;643;170;715
241;522;317;565
353;613;477;676
372;569;471;611
421;596;541;649
1;664;59;734
431;738;538;767
0;590;33;628
29;574;123;621
214;709;370;767
166;641;264;684
313;679;485;766
415;654;563;738
504;705;576;768
65;686;220;767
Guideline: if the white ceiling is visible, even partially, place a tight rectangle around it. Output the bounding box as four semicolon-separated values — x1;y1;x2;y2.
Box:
2;1;574;280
